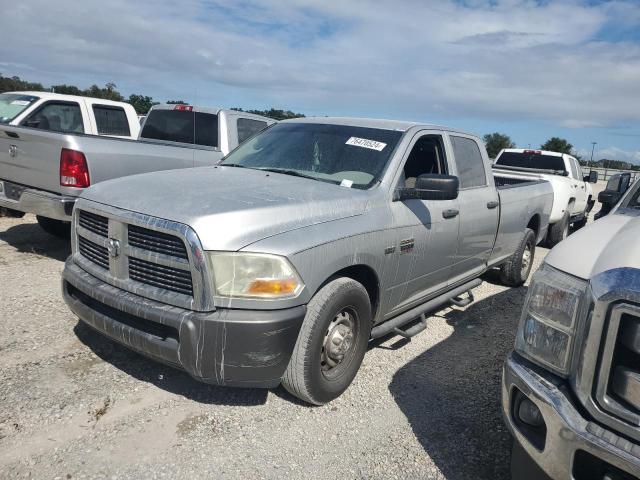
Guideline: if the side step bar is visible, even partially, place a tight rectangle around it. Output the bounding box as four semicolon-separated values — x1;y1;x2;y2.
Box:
370;278;482;339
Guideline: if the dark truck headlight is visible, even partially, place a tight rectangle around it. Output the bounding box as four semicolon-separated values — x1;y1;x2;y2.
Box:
515;264;588;377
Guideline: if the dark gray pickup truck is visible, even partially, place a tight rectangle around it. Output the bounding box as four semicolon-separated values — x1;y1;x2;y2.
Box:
62;117;552;404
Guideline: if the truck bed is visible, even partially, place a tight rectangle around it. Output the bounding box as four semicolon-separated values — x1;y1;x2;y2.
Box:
490;173;554;263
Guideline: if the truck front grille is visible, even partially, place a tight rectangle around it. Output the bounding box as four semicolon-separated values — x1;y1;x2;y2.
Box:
78;236;109;269
609;314;640;414
128;225;188;259
78;210;108;237
129;257;193;296
75;208;195;305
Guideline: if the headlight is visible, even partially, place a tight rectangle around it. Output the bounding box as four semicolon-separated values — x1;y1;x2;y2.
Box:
207;252;304;299
514;263;587;376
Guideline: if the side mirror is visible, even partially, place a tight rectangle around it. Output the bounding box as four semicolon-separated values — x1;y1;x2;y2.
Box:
398;174;459;201
598;190;621;206
23;118;40;128
585;171;598;183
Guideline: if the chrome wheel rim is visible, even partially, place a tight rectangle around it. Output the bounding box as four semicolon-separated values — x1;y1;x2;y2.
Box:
321;310;356;377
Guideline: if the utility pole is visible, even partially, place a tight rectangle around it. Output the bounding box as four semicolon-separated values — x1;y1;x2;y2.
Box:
590;142;597;164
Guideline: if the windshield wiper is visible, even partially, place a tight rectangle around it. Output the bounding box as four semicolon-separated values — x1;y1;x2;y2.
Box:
257;168;322;181
220;163;249;168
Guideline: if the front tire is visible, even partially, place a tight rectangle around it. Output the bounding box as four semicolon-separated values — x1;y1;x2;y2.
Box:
36;216;70;239
500;228;535;287
282;277;372;405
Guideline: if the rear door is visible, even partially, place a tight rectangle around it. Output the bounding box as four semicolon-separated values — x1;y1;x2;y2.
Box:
448;134;499;284
0;100;86;191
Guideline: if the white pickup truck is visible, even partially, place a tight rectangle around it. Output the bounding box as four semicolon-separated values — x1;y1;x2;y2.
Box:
493;149;597;246
0;97;275;236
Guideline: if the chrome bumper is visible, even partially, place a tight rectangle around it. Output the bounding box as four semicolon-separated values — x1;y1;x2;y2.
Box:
503;352;640;479
0;183;75;221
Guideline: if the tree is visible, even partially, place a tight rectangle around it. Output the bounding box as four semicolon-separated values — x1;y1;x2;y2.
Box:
232;107;305;121
0;74;44;93
127;94;158;114
483;132;515;159
541;137;573;154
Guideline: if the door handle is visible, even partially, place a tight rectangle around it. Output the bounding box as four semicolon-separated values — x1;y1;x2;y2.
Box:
486;201;499;209
442;209;459;219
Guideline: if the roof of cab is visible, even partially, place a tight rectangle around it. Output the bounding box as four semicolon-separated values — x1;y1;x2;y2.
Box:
149;104;276;123
281;116;475;136
6;91;132;108
501;148;567;158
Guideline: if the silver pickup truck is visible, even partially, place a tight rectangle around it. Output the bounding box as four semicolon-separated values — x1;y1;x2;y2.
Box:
0;103;274;236
504;178;640;480
61;117;553;404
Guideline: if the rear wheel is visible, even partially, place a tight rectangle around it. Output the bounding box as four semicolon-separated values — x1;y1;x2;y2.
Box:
546;211;569;247
500;228;535;287
282;277;372;405
36;216;70;239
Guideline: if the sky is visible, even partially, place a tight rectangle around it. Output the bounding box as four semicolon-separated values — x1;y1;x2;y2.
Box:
1;0;639;162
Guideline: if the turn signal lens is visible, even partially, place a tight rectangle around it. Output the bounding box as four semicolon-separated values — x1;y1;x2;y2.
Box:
247;279;299;295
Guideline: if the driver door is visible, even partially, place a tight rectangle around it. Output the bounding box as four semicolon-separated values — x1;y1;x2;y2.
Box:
385;131;460;317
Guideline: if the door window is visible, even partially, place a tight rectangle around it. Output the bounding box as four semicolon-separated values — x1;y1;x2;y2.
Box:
93;105;130;136
22;101;84;133
141;110;218;147
451;136;487;189
237;118;268;143
400;135;448;188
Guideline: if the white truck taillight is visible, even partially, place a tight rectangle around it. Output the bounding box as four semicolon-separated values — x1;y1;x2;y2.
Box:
60;148;90;188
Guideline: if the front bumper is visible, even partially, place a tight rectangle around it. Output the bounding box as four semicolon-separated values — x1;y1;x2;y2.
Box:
62;259;306;388
0;180;75;220
503;352;640;479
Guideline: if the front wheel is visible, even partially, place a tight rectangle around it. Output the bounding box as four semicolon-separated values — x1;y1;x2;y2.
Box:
282;277;372;405
500;228;536;287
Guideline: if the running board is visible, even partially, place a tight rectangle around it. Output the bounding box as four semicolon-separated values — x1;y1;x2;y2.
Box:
370;278;482;339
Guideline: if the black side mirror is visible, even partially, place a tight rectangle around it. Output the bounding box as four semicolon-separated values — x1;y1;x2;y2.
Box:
585;171;598;183
23;118;40;128
398;174;459;201
598;190;621;206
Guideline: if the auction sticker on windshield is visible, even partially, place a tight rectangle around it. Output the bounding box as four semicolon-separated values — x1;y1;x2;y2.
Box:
345;137;387;151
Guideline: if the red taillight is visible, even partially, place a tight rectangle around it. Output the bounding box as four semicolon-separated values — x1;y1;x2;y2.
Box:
60;148;90;188
173;104;193;111
524;149;541;154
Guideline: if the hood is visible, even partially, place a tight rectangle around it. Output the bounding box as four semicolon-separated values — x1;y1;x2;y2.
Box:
545;210;640;280
81;166;371;250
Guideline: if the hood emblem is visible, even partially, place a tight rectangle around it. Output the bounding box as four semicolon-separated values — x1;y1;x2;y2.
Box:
107;238;120;258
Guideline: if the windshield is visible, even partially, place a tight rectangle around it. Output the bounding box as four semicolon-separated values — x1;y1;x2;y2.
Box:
495;151;566;174
620;179;640;209
0;93;39;124
220;123;403;189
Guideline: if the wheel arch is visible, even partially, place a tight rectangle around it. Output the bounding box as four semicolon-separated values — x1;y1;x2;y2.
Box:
318;264;380;322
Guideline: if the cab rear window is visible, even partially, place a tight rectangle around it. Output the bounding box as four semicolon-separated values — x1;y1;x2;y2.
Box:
496;152;566;173
140;109;218;148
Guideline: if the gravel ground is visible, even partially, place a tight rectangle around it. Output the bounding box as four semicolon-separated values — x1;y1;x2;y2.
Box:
0;204;600;479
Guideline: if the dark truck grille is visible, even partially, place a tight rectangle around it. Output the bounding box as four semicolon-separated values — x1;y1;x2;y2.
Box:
609;314;640;414
78;236;109;269
79;210;108;237
129;257;193;296
128;225;188;259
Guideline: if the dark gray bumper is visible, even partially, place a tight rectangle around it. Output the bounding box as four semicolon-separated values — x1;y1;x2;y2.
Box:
503;352;640;480
62;258;306;388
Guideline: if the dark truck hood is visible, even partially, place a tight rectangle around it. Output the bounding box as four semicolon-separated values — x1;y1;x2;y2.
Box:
81;166;370;250
545;210;640;280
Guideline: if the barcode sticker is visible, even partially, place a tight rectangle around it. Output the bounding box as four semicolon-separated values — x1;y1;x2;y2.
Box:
345;137;387;151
